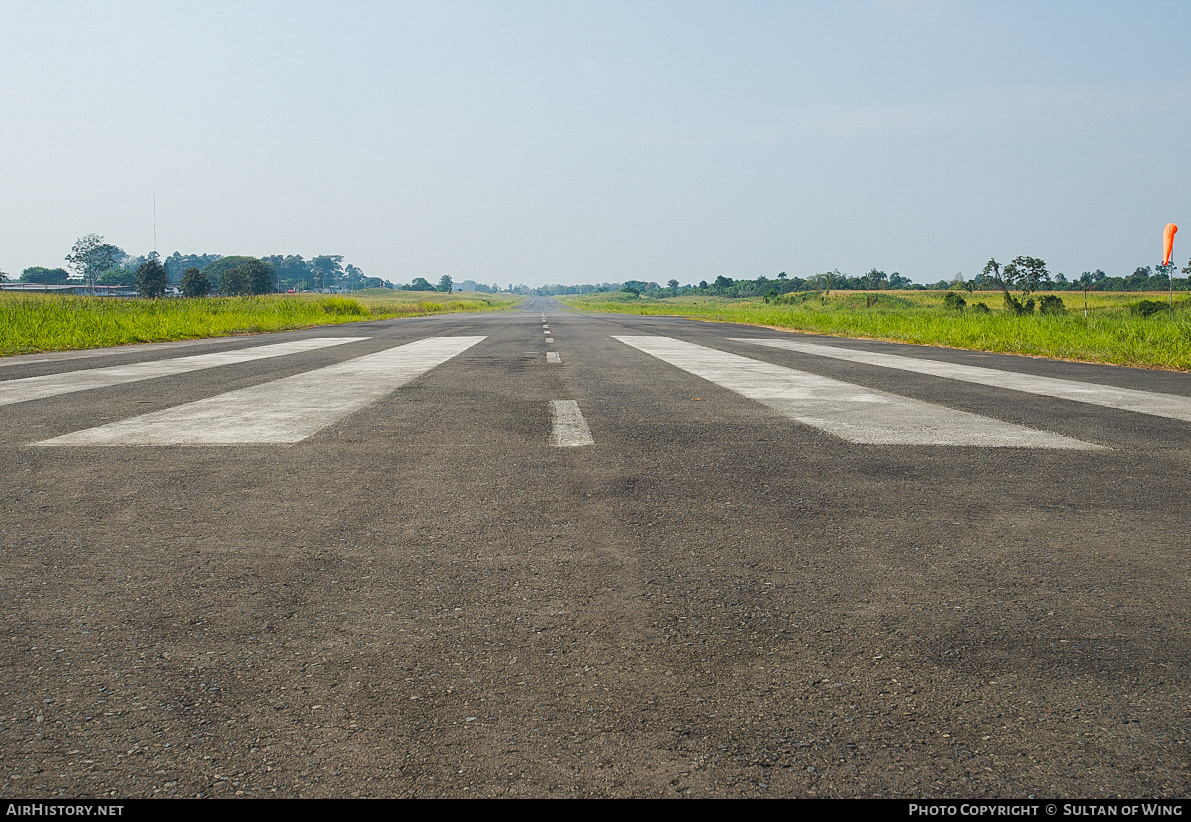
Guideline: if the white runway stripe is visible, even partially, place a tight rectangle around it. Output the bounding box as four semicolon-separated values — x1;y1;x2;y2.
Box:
550;400;594;447
0;337;366;408
736;338;1191;423
547;352;561;363
614;336;1097;448
39;337;485;446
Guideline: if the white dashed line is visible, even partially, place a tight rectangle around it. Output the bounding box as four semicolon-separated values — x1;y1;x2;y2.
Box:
547;352;561;363
549;400;594;447
736;338;1191;424
38;337;485;446
0;337;367;408
614;336;1097;448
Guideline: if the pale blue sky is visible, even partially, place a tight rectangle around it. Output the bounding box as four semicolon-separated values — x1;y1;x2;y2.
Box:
1;0;1187;285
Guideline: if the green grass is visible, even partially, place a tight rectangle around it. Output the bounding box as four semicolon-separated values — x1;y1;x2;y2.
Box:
0;291;524;356
557;290;1191;371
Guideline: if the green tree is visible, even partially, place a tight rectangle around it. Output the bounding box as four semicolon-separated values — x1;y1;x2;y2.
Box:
180;266;209;298
437;274;454;293
987;256;1046;314
407;277;433;291
1003;256;1047;297
241;258;274;294
97;268;135;287
221;266;251;296
20;266;71;284
667;279;679;296
311;255;344;290
135;253;168;298
65;234;125;292
864;269;888;289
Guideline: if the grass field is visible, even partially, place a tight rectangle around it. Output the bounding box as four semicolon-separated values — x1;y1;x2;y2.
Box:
0;291;523;356
557;290;1191;371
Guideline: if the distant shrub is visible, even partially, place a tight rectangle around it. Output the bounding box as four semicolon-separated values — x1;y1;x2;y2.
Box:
1038;294;1066;315
1003;292;1035;315
771;292;816;306
317;297;365;316
971;302;990;314
1132;299;1168;318
942;292;967;310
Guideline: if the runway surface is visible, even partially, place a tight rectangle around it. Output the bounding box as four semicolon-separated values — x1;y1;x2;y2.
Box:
2;297;1190;797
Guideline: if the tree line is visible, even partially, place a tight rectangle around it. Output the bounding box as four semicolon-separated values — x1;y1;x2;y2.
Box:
7;235;1190;299
6;235;386;296
537;257;1191;300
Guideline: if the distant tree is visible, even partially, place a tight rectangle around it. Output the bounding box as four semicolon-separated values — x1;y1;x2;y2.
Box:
200;256;255;285
65;234;125;292
982;258;1001;289
241;258;274;294
1005;256;1047;296
97;268;135;287
221;266;251;296
864;269;888;290
667;279;679;296
311;255;344;290
20;266;71;284
181;266;209;298
135;253;168;298
437;274;454;293
407;277;433;291
988;256;1046;314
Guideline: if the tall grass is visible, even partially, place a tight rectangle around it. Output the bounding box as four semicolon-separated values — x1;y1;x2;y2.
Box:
0;291;523;356
557;291;1191;371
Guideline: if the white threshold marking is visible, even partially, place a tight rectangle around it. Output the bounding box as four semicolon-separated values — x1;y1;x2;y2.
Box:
0;337;366;408
736;338;1191;424
39;336;485;446
550;400;594;446
614;336;1098;448
547;352;561;364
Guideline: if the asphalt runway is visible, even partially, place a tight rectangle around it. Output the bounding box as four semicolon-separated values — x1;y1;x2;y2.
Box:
2;297;1190;797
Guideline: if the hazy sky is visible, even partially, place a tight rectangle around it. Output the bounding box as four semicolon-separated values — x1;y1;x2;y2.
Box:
2;0;1188;286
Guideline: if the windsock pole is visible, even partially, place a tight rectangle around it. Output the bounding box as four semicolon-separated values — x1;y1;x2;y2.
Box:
1163;223;1178;311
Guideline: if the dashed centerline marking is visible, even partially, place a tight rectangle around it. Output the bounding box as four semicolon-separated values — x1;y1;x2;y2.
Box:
0;337;366;408
38;336;485;446
614;335;1098;448
549;400;594;447
547;352;561;363
736;337;1191;423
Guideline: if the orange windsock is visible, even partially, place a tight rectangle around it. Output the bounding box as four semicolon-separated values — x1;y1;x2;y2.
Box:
1163;223;1178;266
